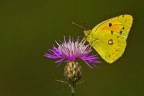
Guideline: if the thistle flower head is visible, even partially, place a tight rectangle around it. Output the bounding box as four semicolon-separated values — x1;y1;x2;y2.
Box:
44;37;100;68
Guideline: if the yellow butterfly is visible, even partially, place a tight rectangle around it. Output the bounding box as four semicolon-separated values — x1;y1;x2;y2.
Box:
84;14;133;64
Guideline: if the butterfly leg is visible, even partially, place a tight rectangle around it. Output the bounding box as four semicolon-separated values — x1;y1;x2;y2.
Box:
81;36;87;44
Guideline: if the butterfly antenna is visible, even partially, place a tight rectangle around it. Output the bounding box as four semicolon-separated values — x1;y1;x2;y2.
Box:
72;22;87;30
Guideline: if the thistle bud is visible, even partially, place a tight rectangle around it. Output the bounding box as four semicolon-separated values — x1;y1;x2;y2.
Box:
64;61;82;84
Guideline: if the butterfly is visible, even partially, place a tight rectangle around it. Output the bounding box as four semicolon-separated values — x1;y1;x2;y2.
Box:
84;14;133;64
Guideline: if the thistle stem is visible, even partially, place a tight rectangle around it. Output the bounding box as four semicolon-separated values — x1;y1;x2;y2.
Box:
71;86;75;96
70;83;75;96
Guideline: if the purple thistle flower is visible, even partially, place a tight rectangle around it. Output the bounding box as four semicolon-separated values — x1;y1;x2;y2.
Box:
44;37;100;68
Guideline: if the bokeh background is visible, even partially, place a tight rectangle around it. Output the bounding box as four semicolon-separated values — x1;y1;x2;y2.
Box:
0;0;144;96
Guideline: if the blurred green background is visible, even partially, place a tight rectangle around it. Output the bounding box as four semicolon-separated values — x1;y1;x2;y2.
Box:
0;0;144;96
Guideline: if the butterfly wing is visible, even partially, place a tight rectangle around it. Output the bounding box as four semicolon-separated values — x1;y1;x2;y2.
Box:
86;14;133;63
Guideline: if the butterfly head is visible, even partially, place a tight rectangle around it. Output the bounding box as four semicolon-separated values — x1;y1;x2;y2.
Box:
84;30;92;36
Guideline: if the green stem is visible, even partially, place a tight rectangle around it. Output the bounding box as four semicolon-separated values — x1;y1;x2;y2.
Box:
71;86;75;96
70;83;75;96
